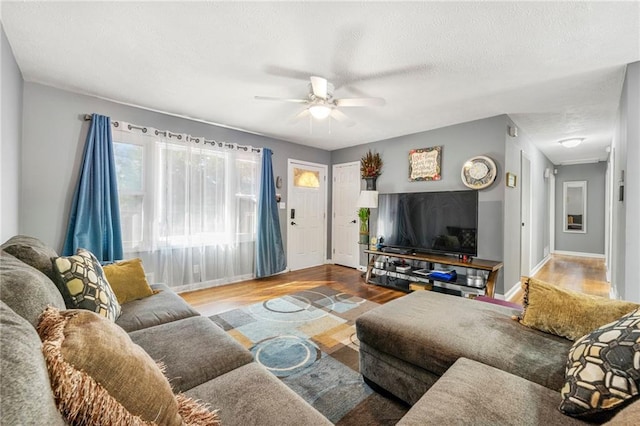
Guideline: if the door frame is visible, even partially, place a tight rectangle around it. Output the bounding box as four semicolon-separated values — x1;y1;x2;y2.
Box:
331;161;360;269
520;151;532;277
286;158;329;271
605;148;614;283
549;172;555;255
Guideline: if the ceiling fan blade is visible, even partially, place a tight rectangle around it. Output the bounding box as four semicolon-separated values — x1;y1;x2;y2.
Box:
335;97;386;107
254;96;308;103
331;109;356;127
288;109;310;124
333;64;430;90
264;65;315;81
310;76;328;99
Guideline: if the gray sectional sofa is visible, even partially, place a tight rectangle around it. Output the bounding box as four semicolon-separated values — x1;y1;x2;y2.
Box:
0;235;330;425
356;290;639;425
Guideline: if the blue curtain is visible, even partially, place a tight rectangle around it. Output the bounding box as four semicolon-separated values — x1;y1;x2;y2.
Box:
255;148;286;277
62;114;123;262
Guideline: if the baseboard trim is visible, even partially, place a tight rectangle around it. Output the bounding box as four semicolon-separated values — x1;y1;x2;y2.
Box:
610;285;619;300
503;281;522;301
357;265;367;272
553;250;605;259
529;255;551;277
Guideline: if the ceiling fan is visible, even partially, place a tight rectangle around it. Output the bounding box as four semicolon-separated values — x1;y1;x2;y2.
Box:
255;76;385;125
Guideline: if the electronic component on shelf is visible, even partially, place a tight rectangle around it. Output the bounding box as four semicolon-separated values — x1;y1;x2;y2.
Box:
429;270;457;281
382;246;411;254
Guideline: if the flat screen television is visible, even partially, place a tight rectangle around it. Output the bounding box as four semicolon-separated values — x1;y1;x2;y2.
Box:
376;190;479;256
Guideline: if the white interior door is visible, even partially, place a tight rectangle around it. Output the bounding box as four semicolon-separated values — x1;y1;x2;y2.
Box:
549;173;556;254
332;162;360;268
521;152;532;277
287;160;327;271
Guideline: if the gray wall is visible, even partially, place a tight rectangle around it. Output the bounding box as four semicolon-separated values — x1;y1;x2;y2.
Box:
332;115;508;294
20;82;330;253
611;61;640;302
554;163;606;255
1;25;23;241
503;117;555;293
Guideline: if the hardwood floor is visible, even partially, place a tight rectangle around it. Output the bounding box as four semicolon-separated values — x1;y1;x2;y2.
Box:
180;264;405;316
181;254;610;315
507;254;609;304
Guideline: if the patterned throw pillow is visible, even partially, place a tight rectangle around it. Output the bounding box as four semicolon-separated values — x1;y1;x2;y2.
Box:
52;249;121;321
37;307;219;425
560;307;640;417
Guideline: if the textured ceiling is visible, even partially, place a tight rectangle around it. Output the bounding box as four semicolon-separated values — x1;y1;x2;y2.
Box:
2;1;639;164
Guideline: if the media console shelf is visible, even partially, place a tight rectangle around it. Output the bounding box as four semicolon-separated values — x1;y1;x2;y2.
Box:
364;249;503;298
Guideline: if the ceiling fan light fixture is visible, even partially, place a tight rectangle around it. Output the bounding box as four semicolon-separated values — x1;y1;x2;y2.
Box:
309;104;332;120
559;138;584;148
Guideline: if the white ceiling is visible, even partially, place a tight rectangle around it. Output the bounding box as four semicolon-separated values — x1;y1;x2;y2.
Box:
2;1;639;164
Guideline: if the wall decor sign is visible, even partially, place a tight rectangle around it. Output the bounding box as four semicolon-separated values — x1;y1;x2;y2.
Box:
409;146;442;181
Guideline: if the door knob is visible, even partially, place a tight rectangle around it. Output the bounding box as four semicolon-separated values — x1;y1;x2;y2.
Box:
291;221;297;225
350;219;357;224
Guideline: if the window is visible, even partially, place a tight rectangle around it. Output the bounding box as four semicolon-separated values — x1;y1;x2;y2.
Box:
113;135;259;251
114;142;145;250
294;167;320;188
112;126;261;290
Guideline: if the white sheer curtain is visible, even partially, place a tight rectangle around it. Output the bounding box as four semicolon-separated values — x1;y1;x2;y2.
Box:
112;122;260;292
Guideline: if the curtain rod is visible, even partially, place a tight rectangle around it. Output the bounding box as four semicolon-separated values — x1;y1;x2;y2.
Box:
83;114;261;153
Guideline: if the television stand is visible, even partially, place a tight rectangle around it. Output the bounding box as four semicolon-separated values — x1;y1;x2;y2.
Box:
364;250;503;298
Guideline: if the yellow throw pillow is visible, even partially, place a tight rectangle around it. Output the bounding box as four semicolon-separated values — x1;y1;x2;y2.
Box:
516;277;639;341
103;258;154;304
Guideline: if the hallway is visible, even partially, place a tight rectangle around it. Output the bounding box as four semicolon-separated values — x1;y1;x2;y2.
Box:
508;254;609;304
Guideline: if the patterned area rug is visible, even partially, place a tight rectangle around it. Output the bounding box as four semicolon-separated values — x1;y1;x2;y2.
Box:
210;285;409;425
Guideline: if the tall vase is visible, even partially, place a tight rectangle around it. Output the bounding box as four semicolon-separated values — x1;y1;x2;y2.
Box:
359;212;369;244
359;220;369;244
364;177;377;190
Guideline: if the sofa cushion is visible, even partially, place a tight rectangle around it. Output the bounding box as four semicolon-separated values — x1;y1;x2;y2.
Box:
52;248;121;321
560;307;640;417
116;284;199;332
103;257;154;304
356;290;573;391
359;340;440;405
0;301;66;426
1;234;59;282
0;250;66;327
129;315;254;392
185;362;332;425
517;277;638;341
607;398;640;425
37;307;219;425
397;358;585;426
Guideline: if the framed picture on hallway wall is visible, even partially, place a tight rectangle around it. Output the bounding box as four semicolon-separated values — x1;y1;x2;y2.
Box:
409;146;442;181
